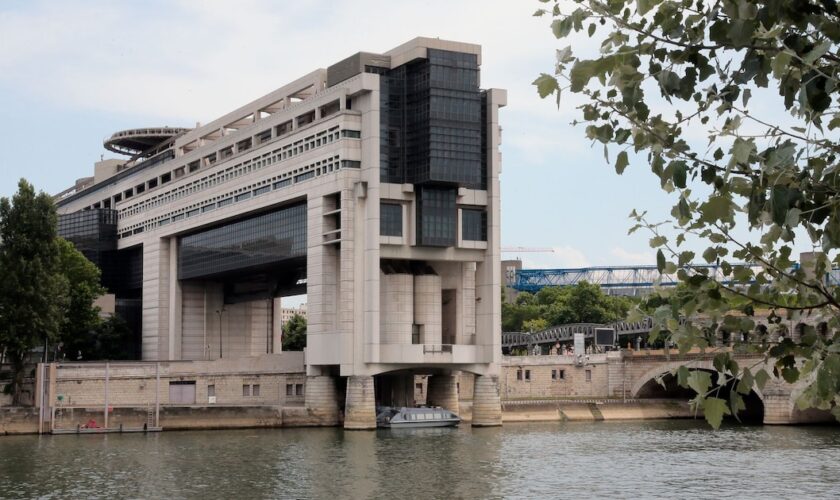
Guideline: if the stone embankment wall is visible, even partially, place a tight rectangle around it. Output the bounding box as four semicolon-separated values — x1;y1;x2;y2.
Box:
50;353;307;408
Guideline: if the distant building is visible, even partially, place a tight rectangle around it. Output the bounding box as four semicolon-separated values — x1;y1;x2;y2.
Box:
279;305;307;325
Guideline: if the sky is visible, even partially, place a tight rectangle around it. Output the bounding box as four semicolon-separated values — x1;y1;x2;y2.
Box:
0;0;723;270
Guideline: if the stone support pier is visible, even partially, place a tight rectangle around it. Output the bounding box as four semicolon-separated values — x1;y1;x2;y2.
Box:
344;376;376;430
304;376;340;426
426;373;460;415
471;374;502;427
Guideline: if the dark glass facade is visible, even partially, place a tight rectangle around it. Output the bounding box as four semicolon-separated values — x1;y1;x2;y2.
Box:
59;209;143;359
375;49;489;248
178;203;306;280
461;208;487;241
380;203;403;237
57;209;118;267
416;187;457;247
379;49;484;188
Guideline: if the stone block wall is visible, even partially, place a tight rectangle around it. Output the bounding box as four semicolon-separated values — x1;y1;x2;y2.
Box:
499;355;610;399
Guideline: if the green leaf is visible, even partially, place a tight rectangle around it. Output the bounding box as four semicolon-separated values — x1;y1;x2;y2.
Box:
552;17;574;39
570;60;598;92
671;161;687;189
687;370;712;396
702;396;731;429
754;369;771;391
533;73;559;99
699;195;734;224
676;365;691;388
615;151;629;174
656;249;666;272
649;235;667;247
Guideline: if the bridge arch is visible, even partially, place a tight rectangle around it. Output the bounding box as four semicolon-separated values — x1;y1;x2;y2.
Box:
632;361;765;423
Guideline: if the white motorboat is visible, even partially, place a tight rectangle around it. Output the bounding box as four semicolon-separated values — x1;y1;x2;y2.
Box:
376;406;461;428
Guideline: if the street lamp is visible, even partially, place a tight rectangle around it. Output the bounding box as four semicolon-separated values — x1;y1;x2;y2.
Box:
215;307;226;359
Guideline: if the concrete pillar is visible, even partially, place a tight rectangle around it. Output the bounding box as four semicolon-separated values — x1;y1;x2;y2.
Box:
471;374;502;427
426;373;459;415
304;376;340;426
414;274;442;344
344;376;376;430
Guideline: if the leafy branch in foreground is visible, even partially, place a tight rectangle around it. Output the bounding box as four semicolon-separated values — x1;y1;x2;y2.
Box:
534;0;840;426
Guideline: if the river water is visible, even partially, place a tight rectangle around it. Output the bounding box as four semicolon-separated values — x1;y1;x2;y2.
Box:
1;420;839;499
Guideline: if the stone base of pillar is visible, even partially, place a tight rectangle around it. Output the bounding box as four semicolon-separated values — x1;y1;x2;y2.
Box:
472;374;502;427
426;373;460;415
344;375;376;430
304;375;340;426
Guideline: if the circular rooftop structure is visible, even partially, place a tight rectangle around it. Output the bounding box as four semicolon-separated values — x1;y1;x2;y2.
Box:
104;127;191;156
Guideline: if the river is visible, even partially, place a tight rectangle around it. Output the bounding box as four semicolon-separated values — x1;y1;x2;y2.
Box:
1;420;839;499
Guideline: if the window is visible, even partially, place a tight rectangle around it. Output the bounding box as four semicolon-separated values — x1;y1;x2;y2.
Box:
295;384;304;396
585;370;592;382
380;203;403;236
207;384;216;397
412;324;421;344
274;178;292;189
342;129;361;138
525;370;531;381
252;384;260;397
516;369;523;381
461;208;487;241
558;369;565;380
243;384;251;397
294;171;315;183
551;369;557;380
286;384;294;396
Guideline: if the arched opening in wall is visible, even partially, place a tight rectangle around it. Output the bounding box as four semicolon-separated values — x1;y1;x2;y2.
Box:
636;369;764;424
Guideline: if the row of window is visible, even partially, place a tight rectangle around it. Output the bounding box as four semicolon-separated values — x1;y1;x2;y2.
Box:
119;125;359;219
515;369;592;382
206;383;304;398
379;201;487;243
120;154;348;237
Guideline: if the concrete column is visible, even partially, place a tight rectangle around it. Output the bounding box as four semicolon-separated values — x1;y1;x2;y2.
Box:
344;376;376;430
304;376;340;426
167;237;182;360
471;374;502;427
426;373;460;415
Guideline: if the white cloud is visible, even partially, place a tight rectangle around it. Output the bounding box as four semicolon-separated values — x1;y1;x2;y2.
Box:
608;246;654;266
515;246;591;269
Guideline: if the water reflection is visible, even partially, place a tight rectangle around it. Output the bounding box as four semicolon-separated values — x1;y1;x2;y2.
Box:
0;421;838;499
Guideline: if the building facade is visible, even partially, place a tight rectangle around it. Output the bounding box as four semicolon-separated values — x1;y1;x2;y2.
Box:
56;38;505;428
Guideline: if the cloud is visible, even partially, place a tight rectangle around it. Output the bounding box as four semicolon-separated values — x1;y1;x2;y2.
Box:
513;246;591;269
608;246;654;266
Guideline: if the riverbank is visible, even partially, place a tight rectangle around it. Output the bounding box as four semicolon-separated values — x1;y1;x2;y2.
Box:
2;399;695;435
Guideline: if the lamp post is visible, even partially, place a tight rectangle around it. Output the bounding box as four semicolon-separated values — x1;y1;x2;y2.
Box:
215;307;226;359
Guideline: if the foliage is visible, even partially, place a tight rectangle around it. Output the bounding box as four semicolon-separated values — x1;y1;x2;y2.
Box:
503;282;634;331
282;314;307;351
534;0;840;426
56;238;106;354
62;315;136;361
0;179;68;404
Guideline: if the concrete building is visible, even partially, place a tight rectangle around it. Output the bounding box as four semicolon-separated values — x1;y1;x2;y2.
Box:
55;38;506;428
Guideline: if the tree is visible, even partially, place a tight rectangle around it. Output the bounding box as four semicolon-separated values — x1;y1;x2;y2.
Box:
56;238;106;358
282;314;307;351
502;282;634;331
534;0;840;426
0;179;68;404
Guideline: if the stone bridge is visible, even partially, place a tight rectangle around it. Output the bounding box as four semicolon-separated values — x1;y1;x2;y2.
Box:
499;348;835;425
